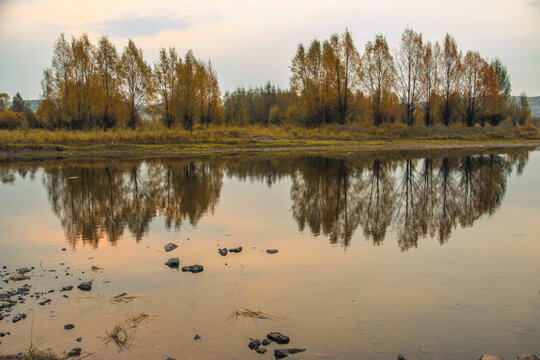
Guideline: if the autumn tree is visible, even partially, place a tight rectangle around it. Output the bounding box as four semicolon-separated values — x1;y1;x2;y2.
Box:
517;93;531;126
95;35;120;130
51;33;74;128
439;34;461;126
420;41;441;126
0;93;9;111
70;33;96;129
118;39;154;130
154;47;180;128
395;28;423;126
359;34;395;126
488;57;512;125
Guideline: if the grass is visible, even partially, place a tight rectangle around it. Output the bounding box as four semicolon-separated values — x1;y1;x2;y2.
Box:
9;274;31;281
228;308;289;320
101;312;155;351
0;343;59;360
111;295;138;304
0;124;538;161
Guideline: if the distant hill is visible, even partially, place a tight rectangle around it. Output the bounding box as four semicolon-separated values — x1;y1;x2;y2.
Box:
525;96;540;118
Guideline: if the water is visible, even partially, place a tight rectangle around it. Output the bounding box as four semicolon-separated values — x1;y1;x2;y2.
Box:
0;148;539;359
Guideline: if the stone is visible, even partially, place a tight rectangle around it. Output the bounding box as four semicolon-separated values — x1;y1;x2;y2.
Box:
262;338;272;346
397;356;407;360
181;265;204;273
266;249;279;254
194;334;201;340
267;332;290;344
61;286;73;291
77;282;92;291
517;355;539;360
114;293;128;298
229;247;242;253
76;337;82;342
274;348;307;359
67;348;81;357
218;248;228;256
12;313;26;323
64;324;75;330
62;248;66;251
164;243;178;252
165;258;180;268
256;348;267;354
39;299;51;306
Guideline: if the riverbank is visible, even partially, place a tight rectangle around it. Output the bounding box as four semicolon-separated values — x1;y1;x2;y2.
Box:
0;125;539;161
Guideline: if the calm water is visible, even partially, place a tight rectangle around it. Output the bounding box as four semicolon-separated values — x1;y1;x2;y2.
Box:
0;149;539;359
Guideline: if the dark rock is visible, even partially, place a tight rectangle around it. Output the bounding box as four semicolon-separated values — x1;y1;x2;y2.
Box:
266;249;279;254
218;248;228;256
274;348;306;359
267;332;290;344
62;248;67;251
114;293;128;298
76;337;82;342
164;243;178;252
262;338;272;346
63;295;69;298
166;358;177;360
39;299;51;306
64;324;75;330
517;355;539;360
229;247;242;253
12;313;27;323
165;258;180;268
77;282;92;291
194;334;201;340
248;340;260;350
181;265;204;273
61;286;73;291
0;332;5;337
48;289;54;293
256;348;267;354
397;356;407;360
67;347;81;357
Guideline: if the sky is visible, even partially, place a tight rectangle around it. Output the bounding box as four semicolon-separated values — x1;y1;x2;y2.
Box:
0;0;539;100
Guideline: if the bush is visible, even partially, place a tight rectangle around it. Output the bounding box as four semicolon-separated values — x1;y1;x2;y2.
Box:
0;110;21;129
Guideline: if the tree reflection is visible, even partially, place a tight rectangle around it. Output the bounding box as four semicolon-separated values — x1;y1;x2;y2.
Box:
0;149;530;250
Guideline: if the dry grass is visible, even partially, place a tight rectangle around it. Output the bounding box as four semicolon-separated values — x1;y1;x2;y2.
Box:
0;342;60;360
90;266;103;272
110;295;138;305
101;312;155;351
228;308;289;321
0;123;538;149
9;274;31;281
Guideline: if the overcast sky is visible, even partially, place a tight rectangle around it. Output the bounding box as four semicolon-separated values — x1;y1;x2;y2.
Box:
0;0;539;100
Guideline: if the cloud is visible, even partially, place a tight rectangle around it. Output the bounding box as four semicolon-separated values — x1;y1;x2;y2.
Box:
94;15;190;37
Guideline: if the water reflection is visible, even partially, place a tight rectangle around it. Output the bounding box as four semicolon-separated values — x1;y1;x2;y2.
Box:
0;149;531;250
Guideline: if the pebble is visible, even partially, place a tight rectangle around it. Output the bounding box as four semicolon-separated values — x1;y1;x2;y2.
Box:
164;243;178;252
64;324;75;330
194;334;201;340
267;332;290;344
77;282;92;291
266;249;279;254
181;265;204;273
165;258;180;268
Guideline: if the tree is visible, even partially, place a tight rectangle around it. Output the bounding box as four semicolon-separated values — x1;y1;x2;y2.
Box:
488;57;512;126
420;41;441;126
51;33;74;128
95;35;120;130
10;92;26;112
517;93;531;126
324;29;360;124
395;27;423;126
439;34;461;126
154;47;180;128
70;33;96;129
359;34;395;126
0;93;9;111
118;39;154;130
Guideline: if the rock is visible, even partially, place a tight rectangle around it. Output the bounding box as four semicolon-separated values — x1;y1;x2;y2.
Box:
397;356;407;360
181;265;204;273
262;338;272;346
478;356;504;360
517;355;539;360
39;299;52;306
62;248;67;251
63;295;69;298
256;348;268;354
229;247;242;253
61;286;73;291
248;339;261;350
164;243;178;252
166;358;176;360
165;258;180;268
274;348;307;359
266;249;279;254
64;324;75;330
114;293;128;298
77;282;92;291
218;248;228;256
67;348;81;357
12;313;26;323
267;332;290;344
194;334;201;340
0;332;5;337
76;337;82;342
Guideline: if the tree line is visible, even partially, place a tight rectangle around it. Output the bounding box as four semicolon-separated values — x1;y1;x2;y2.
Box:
0;28;533;130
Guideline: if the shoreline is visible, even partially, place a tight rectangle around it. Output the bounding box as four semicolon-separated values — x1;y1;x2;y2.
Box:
0;139;539;162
